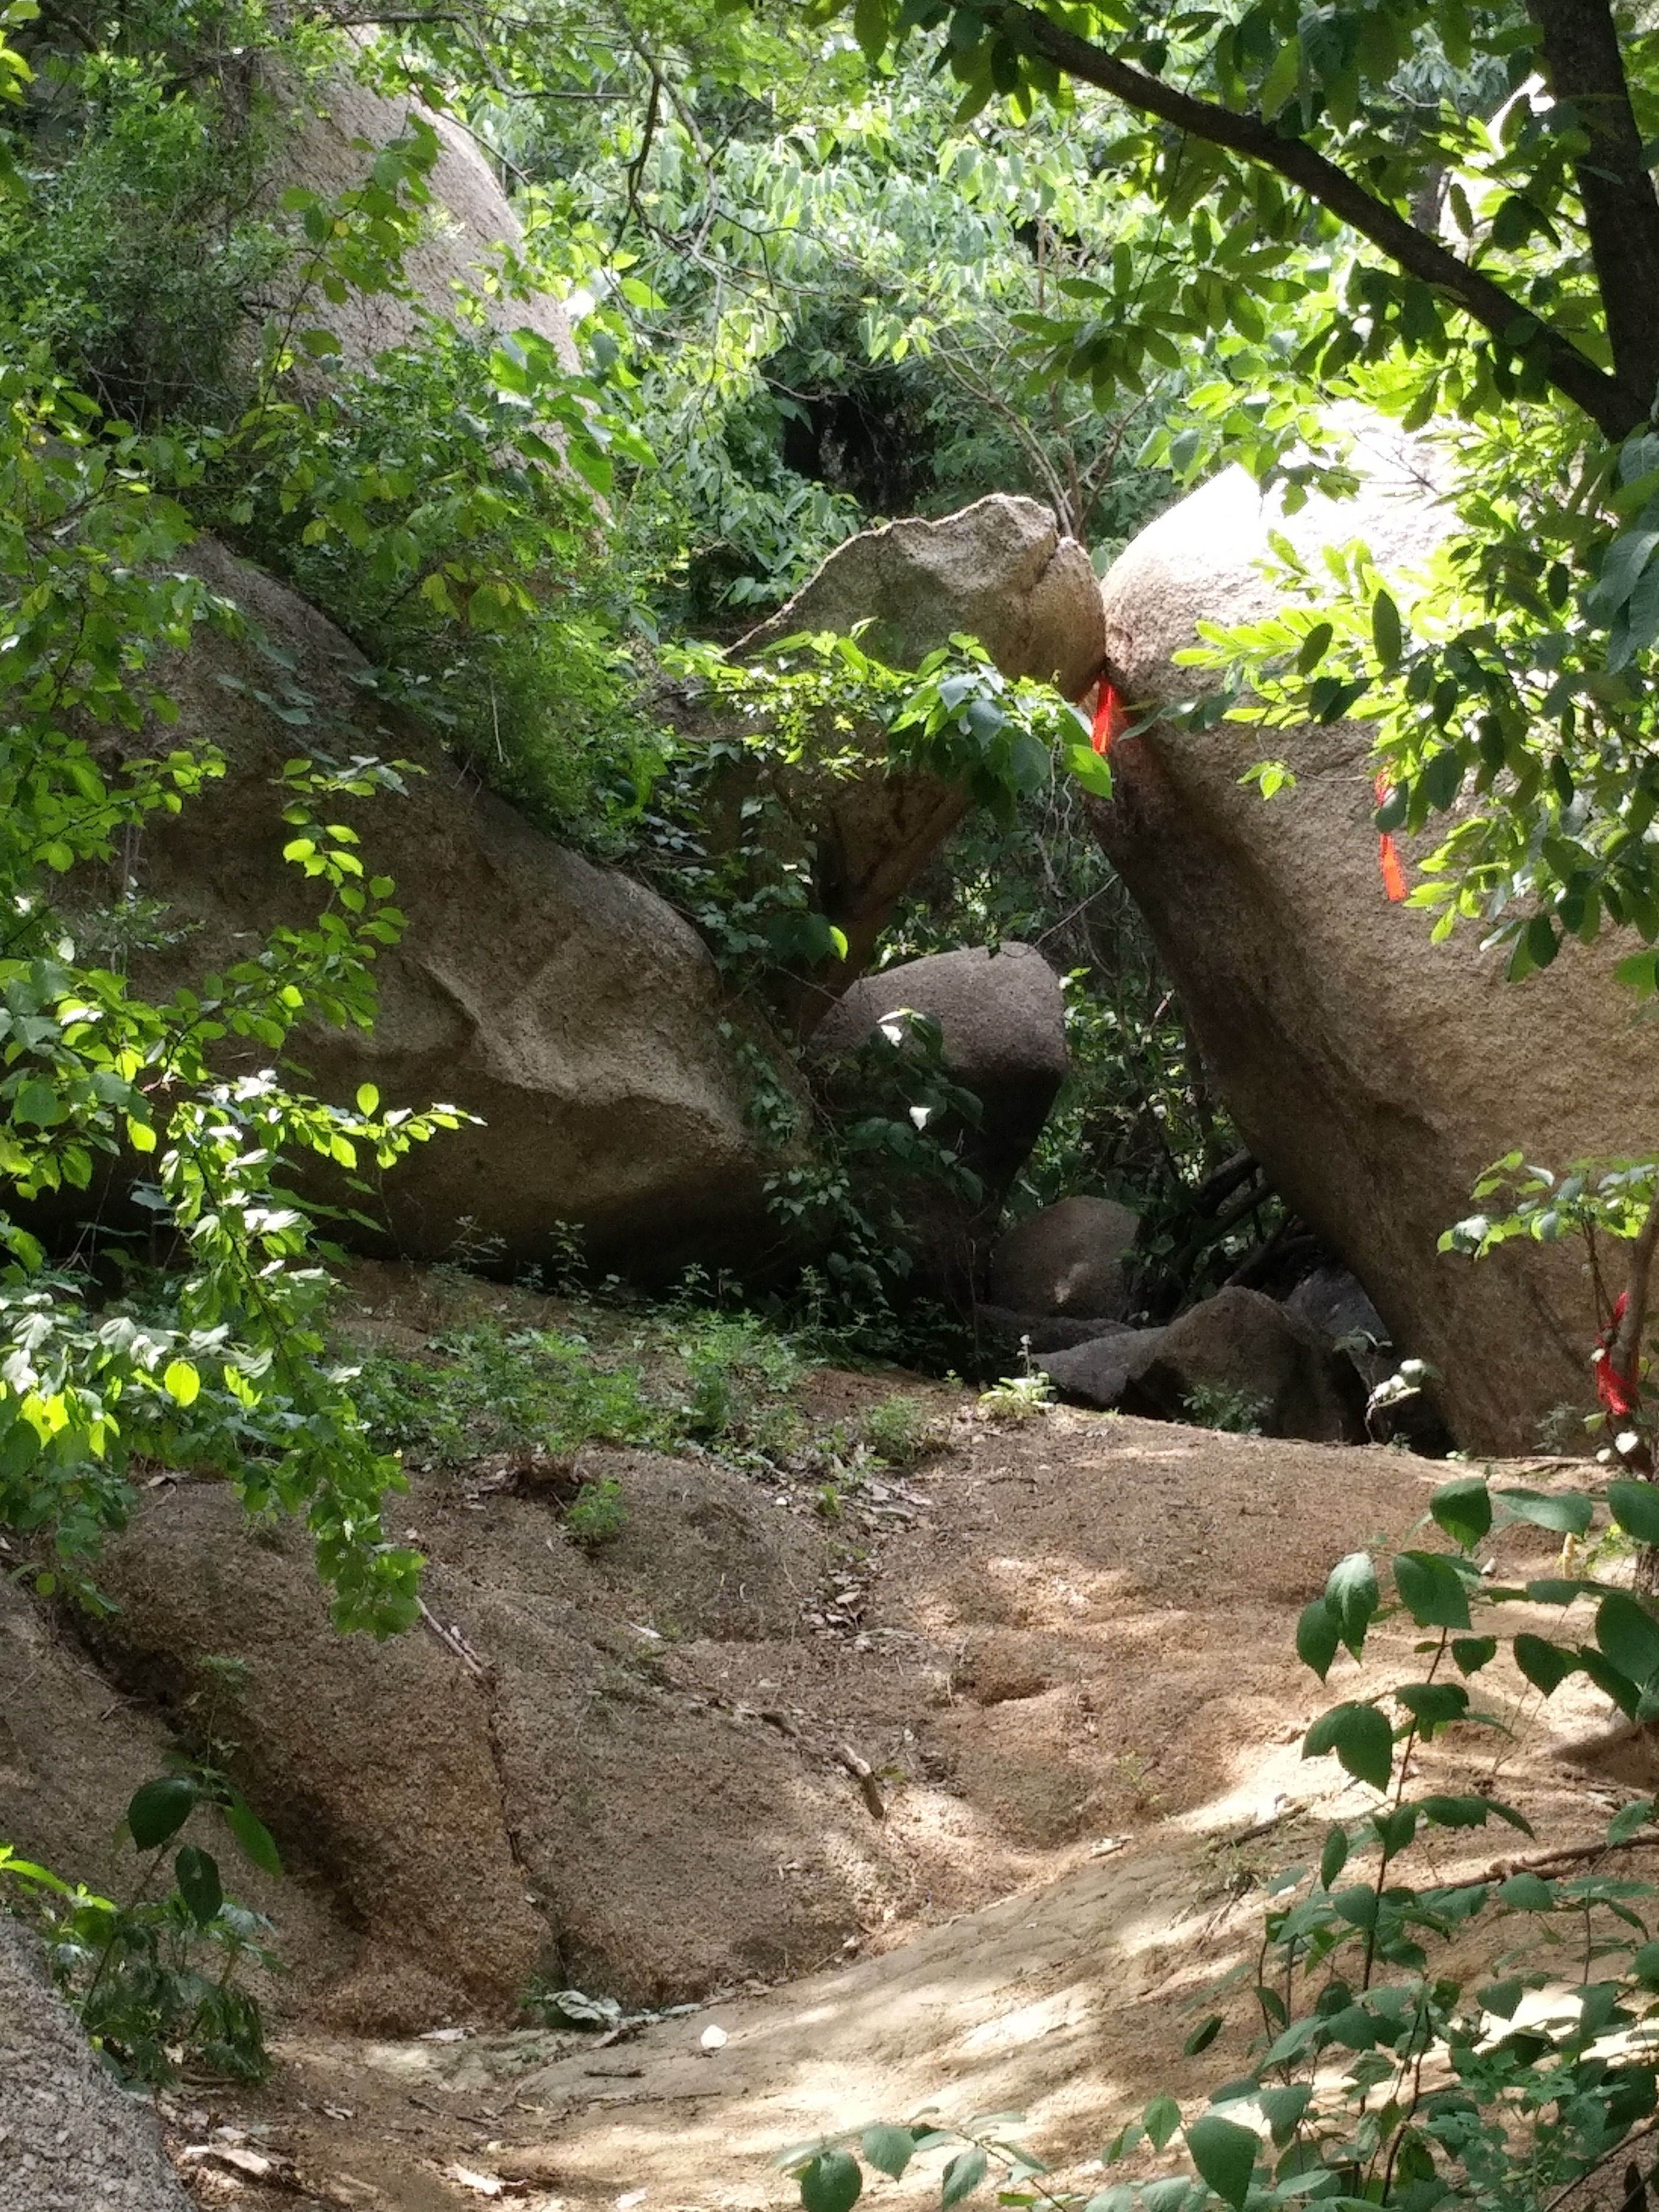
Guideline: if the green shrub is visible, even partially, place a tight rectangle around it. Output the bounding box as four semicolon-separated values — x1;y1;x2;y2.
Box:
564;1474;626;1546
354;1326;658;1467
861;1393;936;1466
2;1766;283;2085
1182;1383;1269;1435
784;1472;1659;2212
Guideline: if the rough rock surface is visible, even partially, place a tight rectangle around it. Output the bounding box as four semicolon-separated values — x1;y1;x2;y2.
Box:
81;1481;548;2033
973;1305;1129;1359
73;1437;892;2023
726;499;1106;999
0;1916;191;2211
1285;1263;1390;1354
1039;1288;1364;1442
989;1195;1140;1320
98;538;792;1273
810;943;1069;1192
1038;1328;1163;1412
270;68;578;376
1089;416;1659;1450
1128;1287;1365;1443
739;494;1105;699
0;1578;350;2011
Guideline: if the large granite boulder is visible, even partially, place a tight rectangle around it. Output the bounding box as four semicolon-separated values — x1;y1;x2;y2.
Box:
708;498;1106;1015
1088;418;1659;1452
989;1195;1140;1320
739;494;1104;697
92;539;797;1275
811;943;1068;1188
267;65;579;375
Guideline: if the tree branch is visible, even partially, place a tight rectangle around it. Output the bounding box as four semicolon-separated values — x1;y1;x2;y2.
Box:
1527;0;1659;431
997;3;1633;439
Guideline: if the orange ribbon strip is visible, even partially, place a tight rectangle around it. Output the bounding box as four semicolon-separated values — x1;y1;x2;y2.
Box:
1374;774;1408;903
1092;682;1126;757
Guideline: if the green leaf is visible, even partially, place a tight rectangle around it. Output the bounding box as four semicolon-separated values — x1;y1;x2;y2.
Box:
1064;742;1115;799
1325;1551;1379;1654
1513;1632;1577;1695
861;2129;914;2181
162;1358;201;1408
127;1775;196;1851
1498;1486;1594;1534
1319;1824;1349;1887
1609;1797;1657;1846
942;2147;989;2208
175;1842;223;1925
1296;622;1334;675
1451;1636;1498;1675
852;0;891;60
355;1083;380;1117
1393;1550;1472;1629
1393;1681;1468;1734
1596;1592;1659;1689
1185;2114;1258;2211
1303;1701;1394;1792
1295;1597;1340;1681
1183;2014;1223;2055
1609;1481;1659;1545
1143;2096;1182;2151
1498;1871;1556;1911
1432;1477;1492;1549
223;1791;282;1877
800;2153;862;2212
1371;591;1403;669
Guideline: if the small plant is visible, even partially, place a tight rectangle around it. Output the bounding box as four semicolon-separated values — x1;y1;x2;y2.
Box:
862;1394;936;1467
2;1767;282;2084
791;1468;1659;2212
564;1475;627;1547
1182;1382;1269;1434
977;1372;1053;1423
354;1324;658;1467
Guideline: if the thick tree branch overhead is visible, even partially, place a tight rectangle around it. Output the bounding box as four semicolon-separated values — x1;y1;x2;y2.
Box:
987;1;1639;440
1528;0;1659;430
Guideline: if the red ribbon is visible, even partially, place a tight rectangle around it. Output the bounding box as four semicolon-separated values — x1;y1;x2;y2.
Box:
1374;774;1408;903
1092;681;1126;757
1596;1291;1641;1420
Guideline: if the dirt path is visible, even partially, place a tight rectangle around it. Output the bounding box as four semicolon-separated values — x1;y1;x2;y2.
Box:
141;1405;1647;2212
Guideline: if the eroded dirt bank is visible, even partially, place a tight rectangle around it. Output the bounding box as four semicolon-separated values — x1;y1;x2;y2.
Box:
2;1282;1644;2211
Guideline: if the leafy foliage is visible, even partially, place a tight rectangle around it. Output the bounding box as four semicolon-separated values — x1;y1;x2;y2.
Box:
799;1468;1659;2212
2;1764;282;2084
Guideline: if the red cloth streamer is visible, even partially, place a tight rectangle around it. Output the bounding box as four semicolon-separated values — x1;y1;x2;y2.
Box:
1374;774;1408;903
1595;1291;1641;1420
1092;681;1127;758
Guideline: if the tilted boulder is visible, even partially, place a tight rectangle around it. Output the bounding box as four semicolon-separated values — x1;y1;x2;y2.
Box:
1038;1327;1164;1413
1088;419;1659;1452
727;497;1106;1007
1039;1287;1363;1443
989;1194;1140;1320
100;539;797;1274
811;943;1069;1184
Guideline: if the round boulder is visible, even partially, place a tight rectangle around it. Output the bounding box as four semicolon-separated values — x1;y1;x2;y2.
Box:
989;1195;1140;1320
810;943;1069;1192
